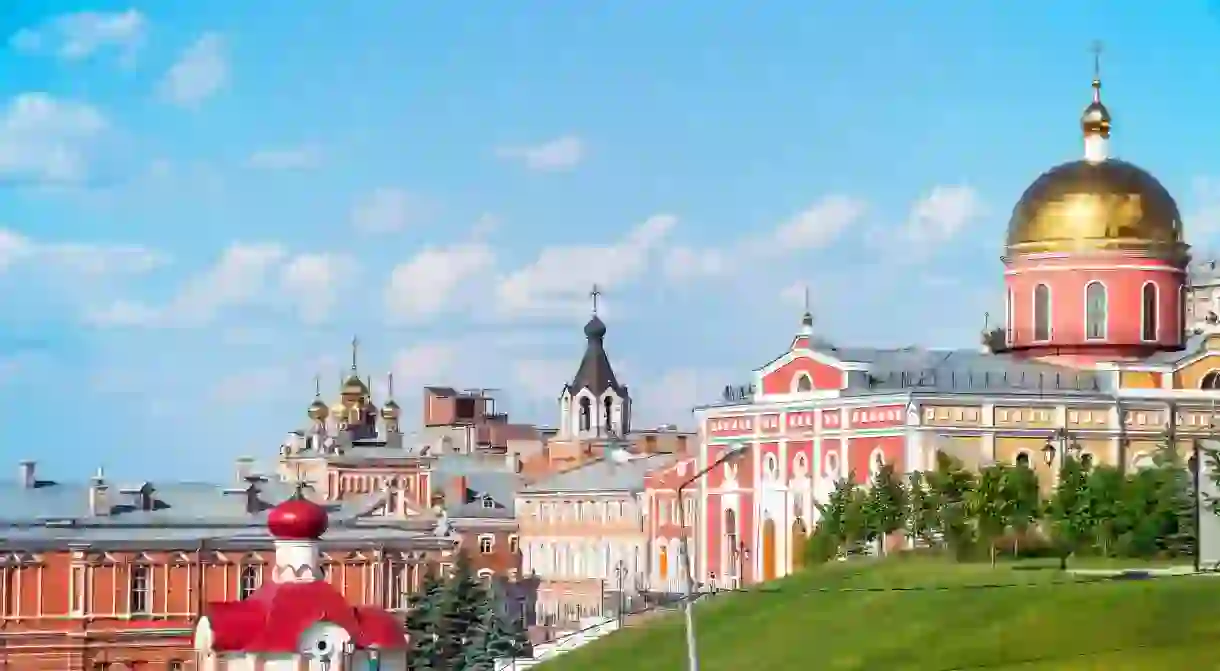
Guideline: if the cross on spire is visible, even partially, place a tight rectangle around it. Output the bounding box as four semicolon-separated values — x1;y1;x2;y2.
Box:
803;285;811;315
1090;40;1103;101
290;468;316;499
313;374;321;398
590;284;602;316
387;371;395;399
350;335;359;372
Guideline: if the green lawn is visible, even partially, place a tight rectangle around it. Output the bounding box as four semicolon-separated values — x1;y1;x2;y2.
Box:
539;558;1220;670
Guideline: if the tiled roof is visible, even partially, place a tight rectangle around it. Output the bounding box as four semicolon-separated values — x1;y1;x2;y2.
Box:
522;453;678;494
435;454;522;518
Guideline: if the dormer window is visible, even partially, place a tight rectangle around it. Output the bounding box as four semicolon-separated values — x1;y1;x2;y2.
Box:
482;495;496;509
795;374;813;392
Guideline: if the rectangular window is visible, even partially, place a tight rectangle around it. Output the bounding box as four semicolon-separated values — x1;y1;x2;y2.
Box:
389;565;406;610
508;535;519;554
70;565;86;616
129;565;151;615
479;536;495;554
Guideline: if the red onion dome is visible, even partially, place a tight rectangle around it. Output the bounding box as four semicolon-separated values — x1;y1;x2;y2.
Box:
267;492;329;540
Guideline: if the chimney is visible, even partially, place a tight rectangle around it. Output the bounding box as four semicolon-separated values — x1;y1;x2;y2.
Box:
18;460;35;489
445;476;468;508
243;475;266;514
88;471;110;517
235;456;255;483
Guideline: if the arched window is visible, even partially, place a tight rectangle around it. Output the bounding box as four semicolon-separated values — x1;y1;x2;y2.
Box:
1201;371;1220;390
1033;284;1051;341
238;565;260;599
578;397;591;432
1015;452;1030;468
603;396;614;432
658;546;669;580
1084;282;1107;340
795;374;813;392
1142;282;1159;341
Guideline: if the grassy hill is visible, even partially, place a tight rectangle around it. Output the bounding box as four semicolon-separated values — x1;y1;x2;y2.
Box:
540;558;1220;670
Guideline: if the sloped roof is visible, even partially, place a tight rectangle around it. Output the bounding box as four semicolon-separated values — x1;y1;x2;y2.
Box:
523;453;678;494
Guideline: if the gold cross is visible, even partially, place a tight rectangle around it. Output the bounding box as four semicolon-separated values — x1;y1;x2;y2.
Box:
590;284;602;315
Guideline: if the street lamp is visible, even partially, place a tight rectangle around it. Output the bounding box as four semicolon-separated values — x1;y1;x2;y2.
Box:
732;542;750;585
1041;428;1081;470
675;441;749;671
612;560;629;628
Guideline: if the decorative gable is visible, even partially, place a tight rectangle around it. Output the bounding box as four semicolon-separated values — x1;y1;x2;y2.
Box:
757;350;851;398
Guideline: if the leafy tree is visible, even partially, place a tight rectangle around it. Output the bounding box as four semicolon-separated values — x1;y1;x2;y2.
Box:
905;472;939;548
1045;455;1091;569
925;453;977;560
1001;462;1041;556
863;463;908;556
1082;464;1125;556
968;465;1009;566
812;475;869;558
1154;440;1197;557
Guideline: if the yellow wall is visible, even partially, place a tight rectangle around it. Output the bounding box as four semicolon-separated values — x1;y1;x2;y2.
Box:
1173;354;1220;390
994;406;1056;430
1119;371;1160;389
922;405;982;427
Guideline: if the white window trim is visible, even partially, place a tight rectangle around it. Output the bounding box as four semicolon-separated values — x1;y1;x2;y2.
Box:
1141;281;1160;342
1032;283;1052;342
238;564;261;599
478;534;496;554
128;563;152;616
824;451;839;478
1200;369;1220;390
1083;280;1108;341
792;373;814;393
1005;288;1015;345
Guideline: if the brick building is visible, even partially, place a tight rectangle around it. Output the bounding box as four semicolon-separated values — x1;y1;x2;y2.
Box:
0;462;450;670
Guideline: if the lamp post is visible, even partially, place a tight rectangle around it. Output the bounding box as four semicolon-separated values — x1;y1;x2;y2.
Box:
675;442;749;671
1041;427;1081;474
732;542;750;586
612;560;628;628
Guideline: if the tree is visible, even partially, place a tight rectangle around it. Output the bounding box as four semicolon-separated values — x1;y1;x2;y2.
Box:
437;552;491;669
1082;465;1125;556
905;472;939;548
404;571;447;670
968;465;1009;566
1045;455;1091;570
464;596;531;669
1153;440;1196;557
925;453;977;560
863;463;908;556
812;475;869;558
1001;462;1041;556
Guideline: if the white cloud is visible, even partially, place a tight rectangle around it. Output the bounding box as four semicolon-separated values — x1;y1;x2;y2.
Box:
168;243;285;323
496;214;676;317
632;367;731;428
511;359;574;401
160;33;228;107
385;243;495;322
85;243;353;328
280;253;349;325
0;228;166;276
391;342;459;390
350;187;425;233
495;136;586;172
770;195;867;251
10;9;147;64
247;146;322;171
0;93;108;184
663;246;728;282
903;185;984;245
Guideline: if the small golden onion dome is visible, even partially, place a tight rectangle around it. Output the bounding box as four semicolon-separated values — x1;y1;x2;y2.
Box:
342;373;368;395
1006;159;1187;258
308;398;329;421
381;399;401;420
1081;78;1111;138
329;400;348;417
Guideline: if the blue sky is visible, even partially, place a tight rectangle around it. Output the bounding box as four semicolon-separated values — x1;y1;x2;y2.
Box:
3;1;1220;481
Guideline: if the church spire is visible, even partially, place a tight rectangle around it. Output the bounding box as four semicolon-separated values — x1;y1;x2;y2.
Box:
1081;40;1111;163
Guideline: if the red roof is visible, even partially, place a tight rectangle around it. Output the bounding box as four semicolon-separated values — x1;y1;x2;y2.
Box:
204;580;407;653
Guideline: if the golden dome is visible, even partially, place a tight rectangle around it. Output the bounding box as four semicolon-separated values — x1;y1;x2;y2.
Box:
329;400;348;417
342;373;368;395
308;398;329;421
1006;159;1186;257
381;399;401;420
